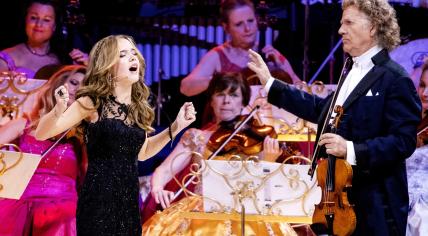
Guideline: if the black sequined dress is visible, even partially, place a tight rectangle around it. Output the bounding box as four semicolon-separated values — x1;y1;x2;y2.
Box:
77;95;146;236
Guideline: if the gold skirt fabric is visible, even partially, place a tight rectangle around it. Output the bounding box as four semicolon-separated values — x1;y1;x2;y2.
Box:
142;196;299;236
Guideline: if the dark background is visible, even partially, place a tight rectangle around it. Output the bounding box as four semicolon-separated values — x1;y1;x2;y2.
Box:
2;0;428;83
2;0;427;174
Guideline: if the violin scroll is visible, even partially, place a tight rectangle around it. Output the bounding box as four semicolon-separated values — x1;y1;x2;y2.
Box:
332;105;344;130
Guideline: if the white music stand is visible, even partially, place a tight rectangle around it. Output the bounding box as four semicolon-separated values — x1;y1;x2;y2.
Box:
0;149;42;199
202;159;321;217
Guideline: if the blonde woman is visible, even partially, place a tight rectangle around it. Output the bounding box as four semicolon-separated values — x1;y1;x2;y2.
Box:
35;35;196;235
0;65;86;235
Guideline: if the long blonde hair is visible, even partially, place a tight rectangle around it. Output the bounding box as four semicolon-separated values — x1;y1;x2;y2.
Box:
30;65;87;128
76;35;155;132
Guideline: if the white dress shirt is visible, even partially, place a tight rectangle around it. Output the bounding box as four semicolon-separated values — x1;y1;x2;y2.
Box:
265;45;383;165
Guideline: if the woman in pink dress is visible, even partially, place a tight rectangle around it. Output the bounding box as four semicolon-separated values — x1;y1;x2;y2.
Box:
0;65;86;236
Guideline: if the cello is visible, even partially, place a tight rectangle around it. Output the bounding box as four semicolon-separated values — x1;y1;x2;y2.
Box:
243;1;293;85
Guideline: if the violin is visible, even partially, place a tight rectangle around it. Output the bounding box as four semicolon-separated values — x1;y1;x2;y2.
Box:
173;109;298;203
206;115;303;162
66;127;83;140
417;113;428;147
206;115;277;155
311;105;356;236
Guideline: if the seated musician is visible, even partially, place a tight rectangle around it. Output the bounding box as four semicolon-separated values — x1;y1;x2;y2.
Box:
180;0;301;98
0;65;86;235
0;0;88;79
407;60;428;235
142;72;299;235
179;0;304;131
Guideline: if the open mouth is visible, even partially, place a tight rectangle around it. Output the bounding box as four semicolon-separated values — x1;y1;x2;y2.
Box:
129;64;138;72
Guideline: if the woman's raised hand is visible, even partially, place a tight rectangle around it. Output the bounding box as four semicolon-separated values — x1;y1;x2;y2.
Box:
53;85;69;117
174;102;196;132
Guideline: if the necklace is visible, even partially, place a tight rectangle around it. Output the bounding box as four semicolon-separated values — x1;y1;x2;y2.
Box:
24;43;50;57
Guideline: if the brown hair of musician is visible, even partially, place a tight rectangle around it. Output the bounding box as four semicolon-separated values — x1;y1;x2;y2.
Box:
202;72;251;125
417;61;428;112
206;72;251;106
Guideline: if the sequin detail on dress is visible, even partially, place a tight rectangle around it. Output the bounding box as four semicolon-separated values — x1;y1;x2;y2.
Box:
0;126;78;235
77;95;146;236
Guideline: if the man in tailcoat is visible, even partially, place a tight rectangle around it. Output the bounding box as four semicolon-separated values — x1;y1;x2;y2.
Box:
247;0;421;235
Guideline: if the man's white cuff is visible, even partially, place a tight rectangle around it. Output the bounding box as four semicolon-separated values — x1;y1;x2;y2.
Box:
346;141;356;165
264;77;275;93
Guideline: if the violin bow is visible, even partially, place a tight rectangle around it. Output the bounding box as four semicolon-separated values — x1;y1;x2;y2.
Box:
41;128;72;158
172;106;260;201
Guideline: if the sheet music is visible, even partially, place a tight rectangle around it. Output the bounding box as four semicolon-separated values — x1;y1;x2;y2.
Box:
0;150;42;199
202;160;321;216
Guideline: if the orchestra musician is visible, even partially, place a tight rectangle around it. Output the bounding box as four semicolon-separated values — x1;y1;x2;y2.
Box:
179;0;307;147
142;72;300;235
0;0;88;79
0;65;86;236
406;60;428;235
180;0;301;98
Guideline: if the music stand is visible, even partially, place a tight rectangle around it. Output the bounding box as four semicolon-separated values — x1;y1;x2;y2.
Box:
202;159;320;215
0;148;42;199
200;158;321;235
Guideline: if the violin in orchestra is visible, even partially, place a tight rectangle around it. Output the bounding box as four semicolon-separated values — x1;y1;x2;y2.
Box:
206;115;301;161
206;115;276;155
417;114;428;147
